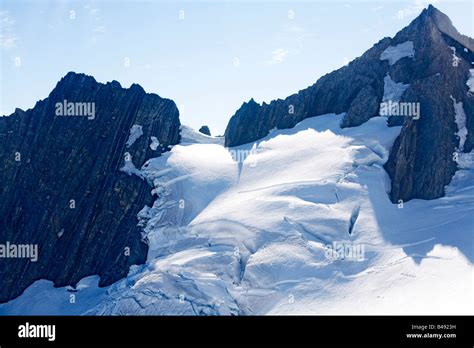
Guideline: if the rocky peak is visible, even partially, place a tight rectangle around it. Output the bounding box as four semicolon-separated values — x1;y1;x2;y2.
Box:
223;5;473;204
0;72;181;302
383;5;474;202
423;4;474;50
198;125;211;136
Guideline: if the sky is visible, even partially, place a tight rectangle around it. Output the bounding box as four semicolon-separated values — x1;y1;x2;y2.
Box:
1;0;473;134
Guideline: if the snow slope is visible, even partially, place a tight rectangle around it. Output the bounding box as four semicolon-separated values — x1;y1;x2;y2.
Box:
1;116;472;315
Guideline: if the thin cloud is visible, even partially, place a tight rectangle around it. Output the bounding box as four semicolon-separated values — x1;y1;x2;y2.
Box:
286;25;304;34
396;0;438;20
90;8;100;16
94;25;106;34
267;48;288;65
88;7;101;21
0;11;17;49
280;24;315;52
89;8;105;43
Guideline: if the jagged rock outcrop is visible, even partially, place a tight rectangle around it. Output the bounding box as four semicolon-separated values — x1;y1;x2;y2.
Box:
224;38;391;147
0;72;181;302
224;5;473;203
198;125;211;136
384;5;474;202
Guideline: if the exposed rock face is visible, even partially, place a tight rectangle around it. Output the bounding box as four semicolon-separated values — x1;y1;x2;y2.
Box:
384;5;474;202
0;72;181;302
198;125;211;136
341;85;380;128
463;99;474;152
224;5;473;203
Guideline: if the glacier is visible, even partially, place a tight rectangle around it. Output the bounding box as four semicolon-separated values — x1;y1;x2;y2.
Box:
1;113;472;315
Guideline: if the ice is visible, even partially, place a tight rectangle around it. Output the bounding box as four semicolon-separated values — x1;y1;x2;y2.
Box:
149;136;160;151
2;113;472;315
382;74;409;102
0;276;108;315
126;124;143;147
179;125;224;145
380;41;415;65
467;69;474;93
120;152;145;179
450;46;461;67
450;96;468;151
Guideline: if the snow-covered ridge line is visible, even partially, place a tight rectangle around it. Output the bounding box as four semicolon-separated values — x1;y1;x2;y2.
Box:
179;125;225;145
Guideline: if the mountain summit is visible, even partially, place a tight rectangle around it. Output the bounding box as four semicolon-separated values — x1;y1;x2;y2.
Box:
224;5;473;203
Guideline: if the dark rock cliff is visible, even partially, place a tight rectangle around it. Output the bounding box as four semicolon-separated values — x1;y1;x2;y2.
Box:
0;72;181;302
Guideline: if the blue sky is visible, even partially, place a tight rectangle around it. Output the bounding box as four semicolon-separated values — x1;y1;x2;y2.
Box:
1;0;473;134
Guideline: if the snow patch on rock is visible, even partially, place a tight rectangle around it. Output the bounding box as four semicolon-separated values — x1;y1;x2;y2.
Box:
120;152;145;179
126;124;143;147
467;69;474;94
150;136;160;151
380;41;414;65
450;96;468;151
449;46;461;67
382;74;409;102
